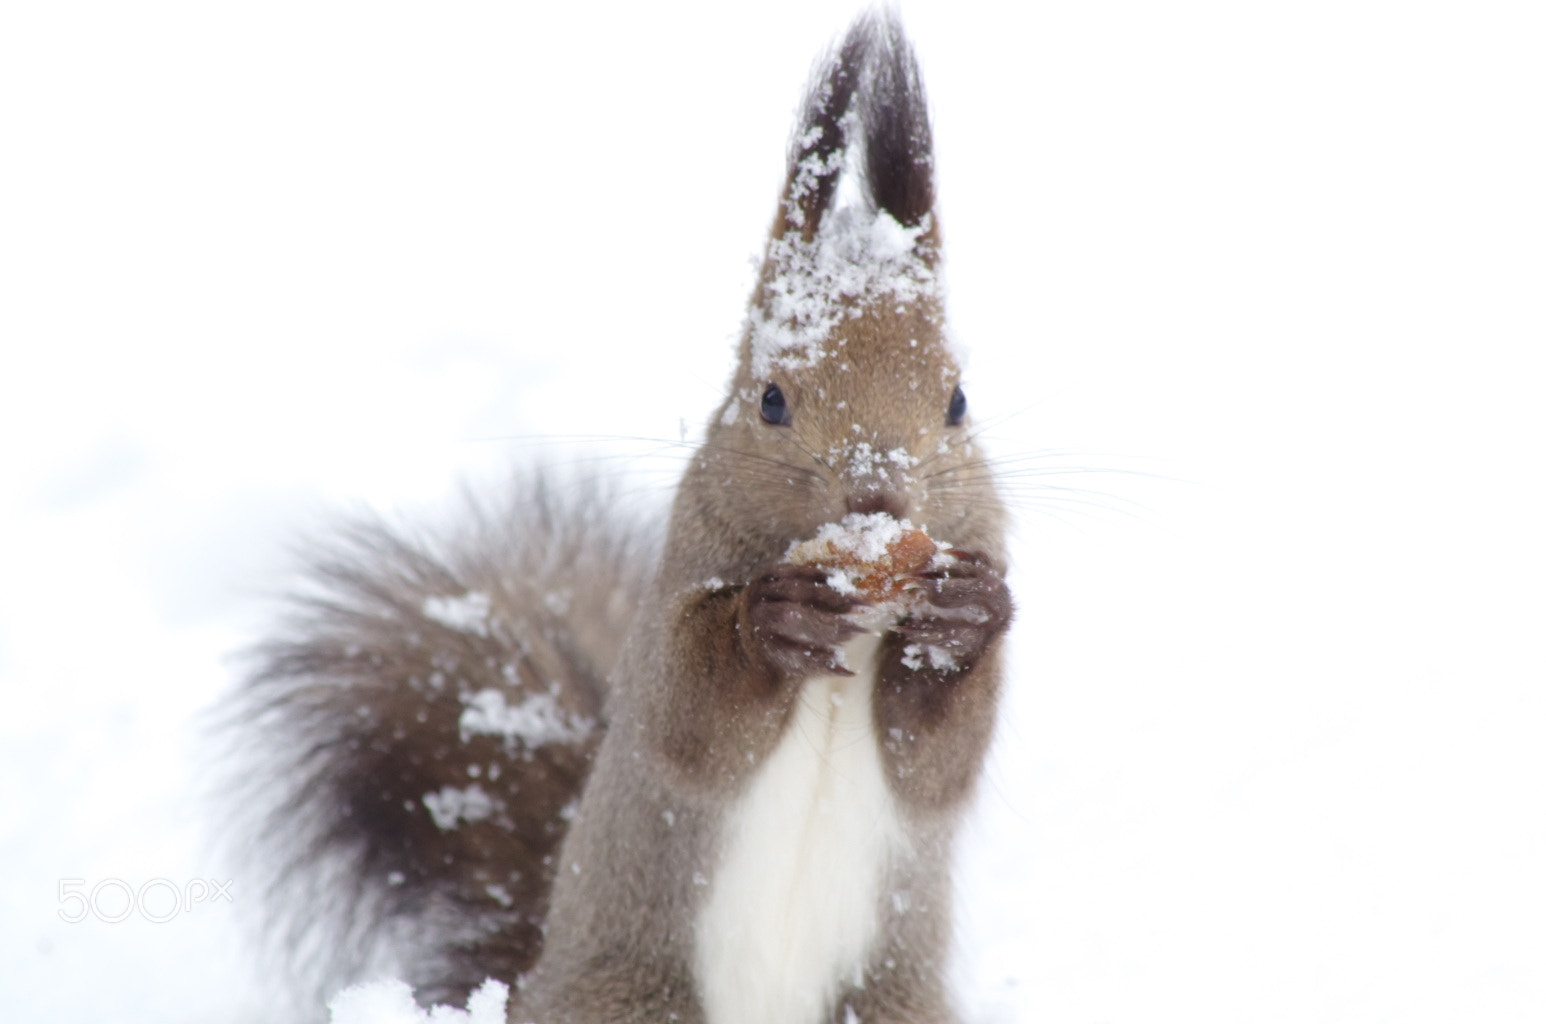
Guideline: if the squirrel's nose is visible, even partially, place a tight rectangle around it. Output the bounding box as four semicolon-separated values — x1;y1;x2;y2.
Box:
846;487;909;521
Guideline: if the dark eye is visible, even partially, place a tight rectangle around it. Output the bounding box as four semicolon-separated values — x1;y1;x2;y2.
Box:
946;385;967;426
760;383;792;426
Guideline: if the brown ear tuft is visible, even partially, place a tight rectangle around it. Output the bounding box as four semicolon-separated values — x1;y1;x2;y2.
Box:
859;10;935;229
776;9;935;240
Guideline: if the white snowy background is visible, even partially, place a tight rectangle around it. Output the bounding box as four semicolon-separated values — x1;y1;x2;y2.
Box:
2;1;1543;1021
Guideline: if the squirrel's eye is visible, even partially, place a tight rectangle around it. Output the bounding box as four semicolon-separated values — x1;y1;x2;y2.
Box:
760;384;792;426
946;385;967;426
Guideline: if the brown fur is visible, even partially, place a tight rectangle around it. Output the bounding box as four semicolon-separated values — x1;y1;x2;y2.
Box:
230;11;1010;1021
227;474;655;1007
516;11;1010;1023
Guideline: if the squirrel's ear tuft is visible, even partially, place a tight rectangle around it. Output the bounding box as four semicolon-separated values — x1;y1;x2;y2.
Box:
776;9;935;240
859;11;934;230
777;16;869;241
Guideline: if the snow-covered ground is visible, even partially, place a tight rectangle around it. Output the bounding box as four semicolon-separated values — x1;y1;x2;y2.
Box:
3;2;1543;1021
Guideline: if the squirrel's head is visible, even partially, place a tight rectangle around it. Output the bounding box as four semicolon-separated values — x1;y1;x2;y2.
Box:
691;11;1005;565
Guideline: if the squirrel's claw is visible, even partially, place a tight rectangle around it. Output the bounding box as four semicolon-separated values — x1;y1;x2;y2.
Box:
743;563;871;679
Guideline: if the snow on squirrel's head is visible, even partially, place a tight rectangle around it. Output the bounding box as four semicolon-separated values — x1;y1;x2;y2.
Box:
692;10;1001;563
736;10;952;385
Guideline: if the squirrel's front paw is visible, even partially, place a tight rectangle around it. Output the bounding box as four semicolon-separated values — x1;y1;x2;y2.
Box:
889;550;1012;682
741;563;870;680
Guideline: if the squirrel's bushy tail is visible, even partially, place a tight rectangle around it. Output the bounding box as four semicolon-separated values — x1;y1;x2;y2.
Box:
224;470;658;1008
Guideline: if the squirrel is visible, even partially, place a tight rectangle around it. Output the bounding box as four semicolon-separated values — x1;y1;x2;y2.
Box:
231;10;1012;1024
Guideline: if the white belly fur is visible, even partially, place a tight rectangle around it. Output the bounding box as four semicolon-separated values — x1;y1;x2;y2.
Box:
694;632;907;1024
